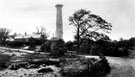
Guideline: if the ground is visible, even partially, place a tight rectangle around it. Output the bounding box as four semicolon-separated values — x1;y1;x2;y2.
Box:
0;47;135;77
85;56;135;77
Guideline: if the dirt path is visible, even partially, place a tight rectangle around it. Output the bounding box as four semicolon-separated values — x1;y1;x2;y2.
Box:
0;47;34;53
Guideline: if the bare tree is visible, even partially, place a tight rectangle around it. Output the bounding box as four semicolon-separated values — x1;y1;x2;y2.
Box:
69;9;112;53
10;32;17;39
0;28;11;43
33;26;49;42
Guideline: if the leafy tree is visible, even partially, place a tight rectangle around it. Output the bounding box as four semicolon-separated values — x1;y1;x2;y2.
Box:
0;28;11;43
69;9;112;53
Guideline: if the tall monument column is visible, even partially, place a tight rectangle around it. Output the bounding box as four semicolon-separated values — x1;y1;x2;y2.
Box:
55;4;63;39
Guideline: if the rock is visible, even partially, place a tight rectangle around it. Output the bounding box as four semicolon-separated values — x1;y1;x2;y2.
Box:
37;67;53;73
61;60;89;76
61;57;111;77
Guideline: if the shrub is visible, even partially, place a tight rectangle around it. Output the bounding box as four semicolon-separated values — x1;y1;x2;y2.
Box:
40;40;51;52
51;39;66;57
65;41;76;51
0;54;11;69
61;57;111;77
89;57;111;77
28;37;43;47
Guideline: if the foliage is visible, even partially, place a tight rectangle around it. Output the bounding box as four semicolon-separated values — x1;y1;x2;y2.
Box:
61;57;111;77
65;41;76;51
33;26;49;43
6;41;29;48
51;39;66;57
74;37;135;57
10;32;17;39
79;39;94;54
90;57;111;77
69;9;112;53
91;39;109;55
90;38;135;57
128;37;135;49
40;40;52;52
0;28;11;43
0;48;111;77
0;54;11;69
28;37;42;50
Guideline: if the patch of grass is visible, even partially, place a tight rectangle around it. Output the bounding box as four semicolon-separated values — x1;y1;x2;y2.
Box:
109;64;135;77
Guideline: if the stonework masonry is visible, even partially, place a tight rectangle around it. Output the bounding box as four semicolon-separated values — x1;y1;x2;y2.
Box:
55;4;63;39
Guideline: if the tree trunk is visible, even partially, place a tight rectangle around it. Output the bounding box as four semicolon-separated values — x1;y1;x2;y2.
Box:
77;26;80;53
88;39;90;54
90;45;94;55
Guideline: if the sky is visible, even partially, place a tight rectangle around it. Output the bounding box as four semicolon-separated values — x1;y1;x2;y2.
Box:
0;0;135;41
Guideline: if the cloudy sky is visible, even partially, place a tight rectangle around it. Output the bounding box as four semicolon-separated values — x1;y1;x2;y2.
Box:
0;0;135;41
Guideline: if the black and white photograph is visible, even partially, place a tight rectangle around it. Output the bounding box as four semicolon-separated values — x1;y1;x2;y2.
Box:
0;0;135;77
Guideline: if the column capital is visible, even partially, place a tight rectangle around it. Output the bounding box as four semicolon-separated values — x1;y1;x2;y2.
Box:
55;4;63;8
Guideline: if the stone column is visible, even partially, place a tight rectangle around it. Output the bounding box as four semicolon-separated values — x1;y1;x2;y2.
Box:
55;4;63;39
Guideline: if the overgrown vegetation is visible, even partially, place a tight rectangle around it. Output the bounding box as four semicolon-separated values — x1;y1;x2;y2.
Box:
60;56;110;77
0;28;11;44
51;39;66;57
0;50;111;77
0;54;11;70
64;37;135;57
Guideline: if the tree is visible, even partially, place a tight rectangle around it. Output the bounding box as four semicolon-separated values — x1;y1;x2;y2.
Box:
10;32;17;39
24;32;27;35
33;26;48;36
0;28;11;43
33;26;49;43
69;9;112;53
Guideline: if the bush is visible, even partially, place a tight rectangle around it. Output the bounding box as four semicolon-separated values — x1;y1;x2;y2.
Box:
61;57;111;77
65;41;76;51
28;37;43;47
0;54;11;69
40;40;51;52
89;58;111;77
51;39;66;57
6;41;29;48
